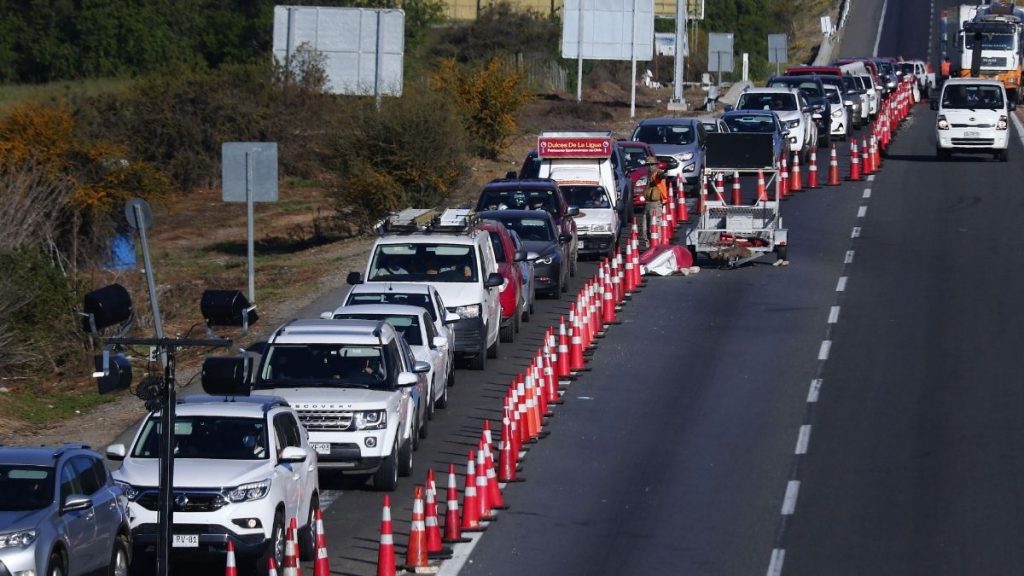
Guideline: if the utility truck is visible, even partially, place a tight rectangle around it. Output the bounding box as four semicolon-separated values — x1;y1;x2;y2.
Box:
957;2;1024;103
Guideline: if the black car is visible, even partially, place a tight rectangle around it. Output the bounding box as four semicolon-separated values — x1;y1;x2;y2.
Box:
766;75;832;147
477;210;571;298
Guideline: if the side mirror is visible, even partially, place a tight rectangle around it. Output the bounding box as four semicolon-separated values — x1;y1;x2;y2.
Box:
930;100;939;111
559;234;573;244
526;252;540;261
106;444;127;462
62;495;93;514
279;446;308;463
413;360;431;373
433;336;448;349
444;312;460;325
397;372;418;387
781;130;790;138
567;206;580;217
319;311;333;319
513;249;527;262
484;272;504;288
346;271;363;285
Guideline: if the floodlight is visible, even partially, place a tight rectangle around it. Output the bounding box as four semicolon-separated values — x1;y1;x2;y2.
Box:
200;290;258;327
92;353;133;394
201;356;252;396
81;284;133;333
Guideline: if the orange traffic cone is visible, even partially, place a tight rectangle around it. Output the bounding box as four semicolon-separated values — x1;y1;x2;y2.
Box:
267;558;279;576
714;172;725;202
481;437;507;510
224;540;238;576
313;508;330;576
676;186;689;222
569;304;584;372
443;464;470;544
461;452;485;532
807;151;819;189
849;139;861;181
731;171;742;204
283;519;300;576
756;170;767;202
601;269;616;324
872;134;881;170
790;151;802;191
404;486;429;572
498;406;520;482
377;496;397;576
826;145;841;186
861;136;871;174
623;241;636;294
424;470;452;559
556;316;571;379
779;156;789;198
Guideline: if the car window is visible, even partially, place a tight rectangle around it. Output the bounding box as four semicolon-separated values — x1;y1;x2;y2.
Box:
723;115;777;133
823;86;842;104
335;313;422;346
432;292;445;321
488;231;507;262
423;313;438;343
738;93;797;111
392;339;411;372
369;244;478;283
70;456;102;495
633;124;695;145
60;462;84;502
132;416;270;460
273;413;302;453
257;344;392;389
559;185;611;209
489;217;555;242
0;465;54;511
620;146;649;170
347;291;435;321
942;84;1004;109
477;187;557;215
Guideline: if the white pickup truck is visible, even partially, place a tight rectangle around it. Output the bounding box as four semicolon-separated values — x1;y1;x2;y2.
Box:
899;59;936;99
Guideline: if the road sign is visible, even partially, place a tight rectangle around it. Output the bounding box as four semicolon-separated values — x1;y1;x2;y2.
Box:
768;33;788;63
124;199;153;231
708;32;734;74
222;143;278;203
562;0;655;61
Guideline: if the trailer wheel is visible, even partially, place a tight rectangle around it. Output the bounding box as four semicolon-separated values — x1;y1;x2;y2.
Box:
775;245;788;262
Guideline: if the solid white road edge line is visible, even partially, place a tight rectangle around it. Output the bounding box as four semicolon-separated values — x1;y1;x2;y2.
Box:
873;0;889;57
795;425;812;455
781;480;801;515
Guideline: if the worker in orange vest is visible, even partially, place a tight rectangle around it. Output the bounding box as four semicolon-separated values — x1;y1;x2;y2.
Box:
940;56;951;84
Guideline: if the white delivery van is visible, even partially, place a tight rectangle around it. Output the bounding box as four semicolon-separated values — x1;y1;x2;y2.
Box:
933;78;1013;161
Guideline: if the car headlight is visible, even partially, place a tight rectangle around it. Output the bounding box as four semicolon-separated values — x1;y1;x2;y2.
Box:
937;115;949;130
0;529;37;549
589;223;612;233
634;176;648;187
831;108;844;118
676;151;694;161
786;119;800;129
536;254;554;265
997;116;1008;130
115;481;141;501
354;409;387;430
226;479;271;503
453;304;480;319
682;162;696;172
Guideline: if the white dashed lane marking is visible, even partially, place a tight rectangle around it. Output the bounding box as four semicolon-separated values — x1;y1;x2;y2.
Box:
807;379;822;403
828;306;840;324
863;188;872;199
857;206;868;218
851;227;861;238
767;549;786;576
781;481;801;515
817;341;832;361
795;425;812;455
844;251;855;264
836;276;848;292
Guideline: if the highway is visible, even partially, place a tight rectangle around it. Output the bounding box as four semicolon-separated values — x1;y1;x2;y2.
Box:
140;0;1024;574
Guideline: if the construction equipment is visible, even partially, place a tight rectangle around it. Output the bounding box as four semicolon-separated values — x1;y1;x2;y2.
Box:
957;2;1024;104
684;133;788;267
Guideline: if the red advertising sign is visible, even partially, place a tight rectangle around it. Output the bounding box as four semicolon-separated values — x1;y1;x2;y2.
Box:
537;136;613;159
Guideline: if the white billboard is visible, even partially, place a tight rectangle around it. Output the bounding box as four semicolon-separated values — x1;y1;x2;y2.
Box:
273;6;405;96
562;0;655;61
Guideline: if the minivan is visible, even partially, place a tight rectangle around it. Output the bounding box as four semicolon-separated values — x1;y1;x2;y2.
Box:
932;78;1012;161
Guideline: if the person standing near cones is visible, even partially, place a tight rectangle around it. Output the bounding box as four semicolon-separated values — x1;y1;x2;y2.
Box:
939;55;951;85
639;156;668;250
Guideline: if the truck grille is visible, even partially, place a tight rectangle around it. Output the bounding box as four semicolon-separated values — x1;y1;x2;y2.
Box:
298;409;353;432
950;137;996;147
137;490;227;512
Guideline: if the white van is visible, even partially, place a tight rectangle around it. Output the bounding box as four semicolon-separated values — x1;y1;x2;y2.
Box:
933;78;1013;161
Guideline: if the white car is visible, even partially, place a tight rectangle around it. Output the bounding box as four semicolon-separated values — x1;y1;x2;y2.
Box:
823;84;850;140
108;395;320;575
341;282;458;384
329;304;451;422
547;170;620;258
251;319;429;491
733;87;817;160
934;78;1011;161
854;74;881;119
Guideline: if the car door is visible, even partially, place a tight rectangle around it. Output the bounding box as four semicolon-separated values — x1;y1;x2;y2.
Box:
478;242;500;346
71;456;120;574
273;412;312;523
59;460;98;574
421;312;447;394
430;289;455;364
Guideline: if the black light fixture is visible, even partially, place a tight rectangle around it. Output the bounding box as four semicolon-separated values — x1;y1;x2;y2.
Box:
92;352;133;394
201;356;252;396
81;284;133;334
200;290;258;332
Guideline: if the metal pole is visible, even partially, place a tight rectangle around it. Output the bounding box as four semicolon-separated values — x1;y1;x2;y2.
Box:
156;349;176;576
245;152;255;305
375;10;383;111
285;7;296;77
672;0;686;107
133;203;165;366
577;0;585;102
629;0;637;118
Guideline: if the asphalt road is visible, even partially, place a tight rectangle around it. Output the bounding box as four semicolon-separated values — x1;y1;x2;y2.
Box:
129;1;1024;574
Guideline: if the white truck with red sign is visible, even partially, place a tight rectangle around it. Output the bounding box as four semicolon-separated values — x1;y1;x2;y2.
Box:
534;132;626;257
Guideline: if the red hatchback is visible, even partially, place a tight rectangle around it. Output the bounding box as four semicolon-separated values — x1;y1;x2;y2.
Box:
617;140;661;211
479;221;525;343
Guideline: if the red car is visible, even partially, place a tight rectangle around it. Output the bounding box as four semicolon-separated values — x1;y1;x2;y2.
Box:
617;140;665;211
479;221;525;343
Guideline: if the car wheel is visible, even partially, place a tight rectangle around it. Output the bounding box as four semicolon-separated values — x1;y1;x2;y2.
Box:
398;433;414;477
446;364;455;389
514;303;521;333
998;148;1009;162
936;147;951;161
469;342;486;370
47;551;66;576
426;379;436;420
521;299;531;323
298;493;319;562
487;332;499;359
374;439;399;491
257;511;286;575
500;321;514;343
108;534;130;576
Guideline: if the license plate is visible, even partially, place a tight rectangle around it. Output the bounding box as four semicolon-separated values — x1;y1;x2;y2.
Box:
578;241;585;249
311;442;331;455
172;534;198;548
965;130;980;138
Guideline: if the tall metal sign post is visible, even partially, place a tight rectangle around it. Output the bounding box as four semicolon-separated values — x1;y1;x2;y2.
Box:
768;33;788;76
669;0;689;109
707;32;734;87
222;142;279;307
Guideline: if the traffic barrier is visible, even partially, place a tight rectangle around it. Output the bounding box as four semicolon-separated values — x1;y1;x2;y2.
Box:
313;508;330;576
224;540;237;576
790;151;802;191
732;171;742;205
283;518;300;576
848;139;861;181
756;170;767;201
378;496;397;576
461;452;485;532
807;151;819;189
267;558;279;576
827;145;841;186
404;486;429;572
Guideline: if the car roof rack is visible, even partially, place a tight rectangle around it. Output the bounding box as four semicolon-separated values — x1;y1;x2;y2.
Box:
376;208;480;236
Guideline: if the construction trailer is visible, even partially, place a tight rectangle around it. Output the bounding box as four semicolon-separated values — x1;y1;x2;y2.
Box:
684;132;788;267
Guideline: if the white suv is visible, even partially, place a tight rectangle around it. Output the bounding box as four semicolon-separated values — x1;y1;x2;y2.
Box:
934;78;1012;162
251;319;430;491
107;395;319;575
733;87;817;160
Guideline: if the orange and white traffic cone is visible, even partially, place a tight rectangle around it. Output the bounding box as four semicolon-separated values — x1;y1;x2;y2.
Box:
826;145;841;186
807;151;819;189
601;268;616;325
872;134;881;170
313;508;330;576
861;136;871;174
377;496;397;576
224;540;238;576
404;486;429;572
443;465;470;544
498;406;520;482
713;172;725;202
481;437;507;510
790;151;802;191
424;470;452;559
610;253;623;303
283;519;300;576
568;305;584;372
461;452;485;532
779;156;789;198
756;170;768;202
623;241;636;294
676;184;689;222
556;316;571;380
849;139;861;181
731;171;742;205
267;558;279;576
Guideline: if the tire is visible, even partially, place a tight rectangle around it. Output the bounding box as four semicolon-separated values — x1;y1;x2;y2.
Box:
468;346;486;371
398;434;414;477
374;439;399;491
257;512;286;575
109;534;130;576
500;321;514;343
487;332;499;359
412;408;423;447
514;304;521;333
819;129;830;149
521;299;531;323
47;551;66;576
936;147;951;161
298;493;318;562
998;148;1009;162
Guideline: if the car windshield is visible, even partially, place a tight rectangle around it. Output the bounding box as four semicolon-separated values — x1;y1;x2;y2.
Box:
823;86;842;104
769;80;822;98
368;244;478;283
335;314;421;346
965;31;1015;50
899;63;915;75
559;185;611;209
632;124;695;145
489;217;554;242
738;93;797;111
477;187;557;215
942;84;1004;109
724;115;776;133
0;465;54;511
256;344;393;390
619;146;649;171
131;416;269;460
346;292;435;320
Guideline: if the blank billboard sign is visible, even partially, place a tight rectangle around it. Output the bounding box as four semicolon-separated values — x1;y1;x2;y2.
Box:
562;0;655;61
273;6;404;96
